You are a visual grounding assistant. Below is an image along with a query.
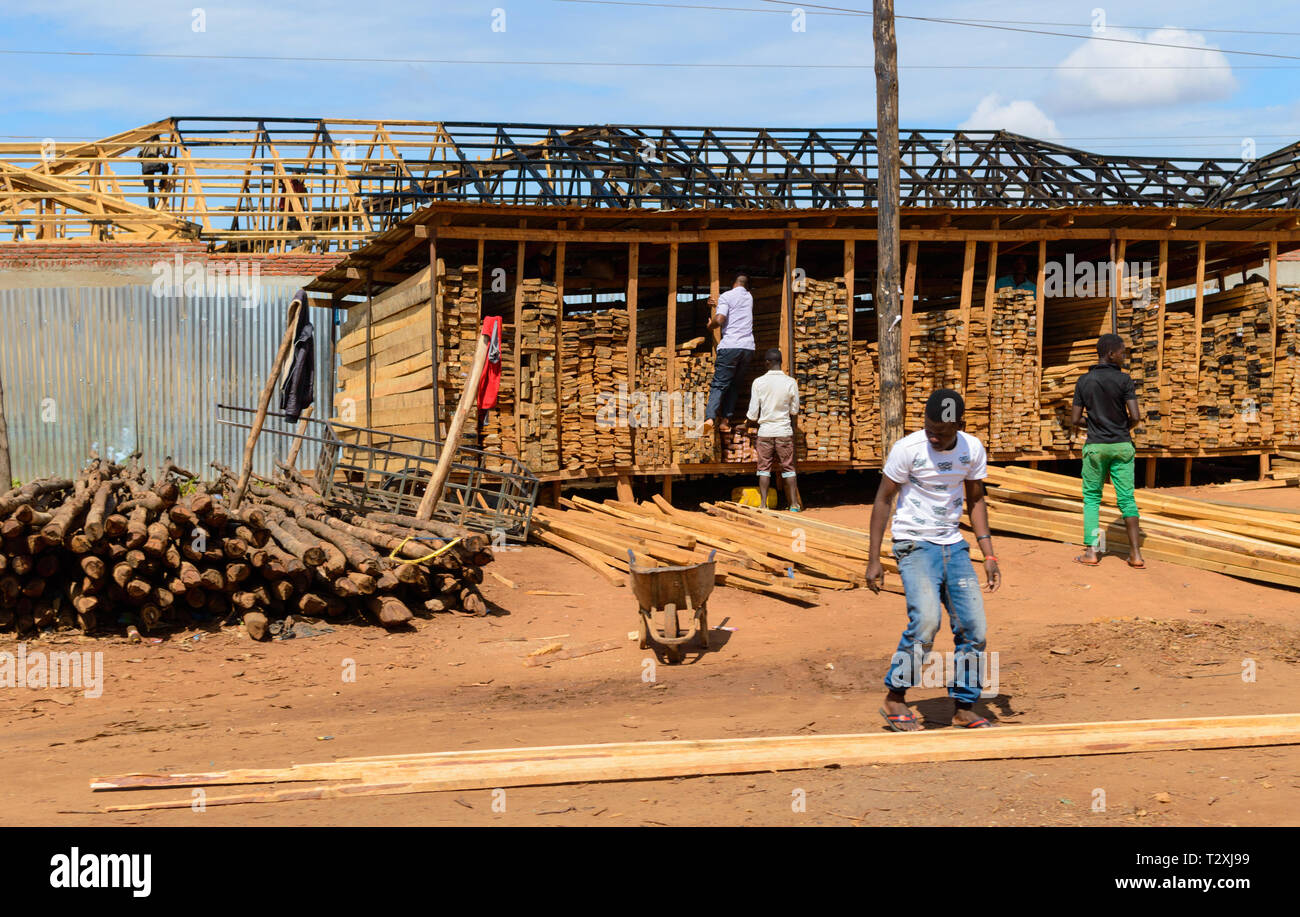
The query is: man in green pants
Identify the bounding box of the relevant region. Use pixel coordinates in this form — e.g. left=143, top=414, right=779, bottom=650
left=1070, top=333, right=1145, bottom=568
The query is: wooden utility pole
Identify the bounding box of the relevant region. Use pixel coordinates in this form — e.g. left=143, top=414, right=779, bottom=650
left=874, top=0, right=904, bottom=451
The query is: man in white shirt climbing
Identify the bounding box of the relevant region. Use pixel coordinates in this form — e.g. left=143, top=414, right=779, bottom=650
left=865, top=388, right=1002, bottom=732
left=745, top=348, right=801, bottom=511
left=703, top=274, right=756, bottom=432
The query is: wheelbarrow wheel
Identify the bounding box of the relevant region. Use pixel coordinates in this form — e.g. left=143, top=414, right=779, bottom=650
left=661, top=603, right=679, bottom=641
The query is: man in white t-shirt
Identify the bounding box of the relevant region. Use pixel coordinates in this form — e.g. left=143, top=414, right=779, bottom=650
left=745, top=348, right=801, bottom=511
left=702, top=274, right=756, bottom=431
left=865, top=389, right=1002, bottom=732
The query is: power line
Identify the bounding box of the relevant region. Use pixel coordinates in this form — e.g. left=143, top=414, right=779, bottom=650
left=559, top=0, right=1300, bottom=60
left=558, top=0, right=1300, bottom=36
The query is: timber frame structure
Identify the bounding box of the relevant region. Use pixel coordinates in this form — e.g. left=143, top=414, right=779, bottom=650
left=6, top=118, right=1300, bottom=252
left=310, top=201, right=1300, bottom=485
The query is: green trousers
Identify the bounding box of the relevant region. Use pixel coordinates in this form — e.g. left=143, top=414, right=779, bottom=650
left=1081, top=442, right=1139, bottom=547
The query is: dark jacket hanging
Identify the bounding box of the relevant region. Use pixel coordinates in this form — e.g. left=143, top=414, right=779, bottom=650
left=279, top=290, right=315, bottom=423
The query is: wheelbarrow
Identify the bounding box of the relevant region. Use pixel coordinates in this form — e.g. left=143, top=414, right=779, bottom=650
left=627, top=549, right=716, bottom=664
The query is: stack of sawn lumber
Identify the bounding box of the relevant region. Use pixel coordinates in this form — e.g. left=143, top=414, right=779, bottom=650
left=982, top=464, right=1300, bottom=589
left=0, top=455, right=494, bottom=640
left=531, top=497, right=987, bottom=604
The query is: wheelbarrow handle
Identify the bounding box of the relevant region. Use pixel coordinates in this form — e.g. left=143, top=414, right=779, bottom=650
left=628, top=548, right=636, bottom=565
left=708, top=549, right=717, bottom=561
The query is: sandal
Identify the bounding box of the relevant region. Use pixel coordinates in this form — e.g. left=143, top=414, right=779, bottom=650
left=953, top=716, right=994, bottom=728
left=1127, top=558, right=1146, bottom=569
left=879, top=707, right=923, bottom=732
left=1073, top=554, right=1101, bottom=566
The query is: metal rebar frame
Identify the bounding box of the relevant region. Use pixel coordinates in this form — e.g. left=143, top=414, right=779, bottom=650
left=3, top=118, right=1298, bottom=252
left=215, top=405, right=540, bottom=541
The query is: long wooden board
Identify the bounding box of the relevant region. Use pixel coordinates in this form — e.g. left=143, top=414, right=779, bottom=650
left=93, top=713, right=1300, bottom=810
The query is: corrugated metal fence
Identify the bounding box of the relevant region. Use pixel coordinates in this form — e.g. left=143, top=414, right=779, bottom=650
left=0, top=278, right=335, bottom=482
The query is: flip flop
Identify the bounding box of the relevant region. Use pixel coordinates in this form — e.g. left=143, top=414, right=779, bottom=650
left=1073, top=554, right=1101, bottom=566
left=953, top=716, right=994, bottom=728
left=1127, top=558, right=1147, bottom=569
left=879, top=707, right=923, bottom=732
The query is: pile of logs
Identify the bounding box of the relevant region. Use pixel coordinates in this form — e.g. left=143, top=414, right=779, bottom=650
left=517, top=280, right=561, bottom=472
left=561, top=309, right=634, bottom=470
left=792, top=278, right=851, bottom=461
left=0, top=455, right=494, bottom=640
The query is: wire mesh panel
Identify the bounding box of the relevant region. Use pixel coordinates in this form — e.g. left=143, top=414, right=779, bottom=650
left=217, top=405, right=539, bottom=541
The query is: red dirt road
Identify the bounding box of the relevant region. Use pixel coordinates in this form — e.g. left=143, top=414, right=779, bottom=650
left=2, top=495, right=1298, bottom=827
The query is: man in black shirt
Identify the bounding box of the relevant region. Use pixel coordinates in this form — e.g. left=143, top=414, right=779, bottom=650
left=1070, top=333, right=1145, bottom=568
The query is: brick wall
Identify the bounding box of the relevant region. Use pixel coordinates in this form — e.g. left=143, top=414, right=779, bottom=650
left=0, top=242, right=344, bottom=276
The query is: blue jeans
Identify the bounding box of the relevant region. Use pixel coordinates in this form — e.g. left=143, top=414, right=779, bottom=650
left=883, top=539, right=988, bottom=703
left=705, top=348, right=753, bottom=420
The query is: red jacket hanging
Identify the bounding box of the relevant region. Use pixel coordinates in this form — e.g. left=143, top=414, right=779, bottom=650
left=477, top=315, right=503, bottom=411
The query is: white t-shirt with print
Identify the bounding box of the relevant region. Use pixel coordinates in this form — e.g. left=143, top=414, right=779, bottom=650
left=882, top=430, right=988, bottom=545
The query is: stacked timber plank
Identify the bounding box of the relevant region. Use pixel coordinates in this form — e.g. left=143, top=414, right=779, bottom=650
left=532, top=495, right=973, bottom=603
left=517, top=280, right=561, bottom=472
left=633, top=337, right=716, bottom=467
left=435, top=265, right=482, bottom=435
left=1196, top=284, right=1274, bottom=448
left=978, top=289, right=1038, bottom=453
left=478, top=319, right=519, bottom=472
left=673, top=337, right=717, bottom=464
left=1278, top=289, right=1300, bottom=442
left=721, top=419, right=759, bottom=463
left=906, top=306, right=964, bottom=432
left=334, top=266, right=434, bottom=438
left=850, top=339, right=880, bottom=462
left=983, top=464, right=1300, bottom=589
left=561, top=309, right=634, bottom=470
left=1157, top=311, right=1195, bottom=445
left=0, top=455, right=494, bottom=639
left=633, top=344, right=670, bottom=468
left=792, top=278, right=851, bottom=461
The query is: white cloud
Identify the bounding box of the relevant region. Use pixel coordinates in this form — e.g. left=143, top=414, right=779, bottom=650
left=1054, top=27, right=1237, bottom=110
left=959, top=94, right=1060, bottom=139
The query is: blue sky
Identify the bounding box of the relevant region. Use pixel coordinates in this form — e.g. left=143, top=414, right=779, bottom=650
left=2, top=0, right=1298, bottom=160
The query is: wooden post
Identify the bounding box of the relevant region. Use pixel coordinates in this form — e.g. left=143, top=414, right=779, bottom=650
left=662, top=474, right=672, bottom=503
left=1183, top=456, right=1193, bottom=486
left=285, top=405, right=314, bottom=470
left=429, top=232, right=441, bottom=438
left=1269, top=240, right=1279, bottom=434
left=628, top=242, right=640, bottom=380
left=844, top=239, right=855, bottom=407
left=416, top=330, right=491, bottom=520
left=957, top=240, right=976, bottom=390
left=616, top=474, right=634, bottom=502
left=781, top=230, right=795, bottom=373
left=514, top=233, right=526, bottom=459
left=1114, top=237, right=1127, bottom=330
left=1260, top=452, right=1271, bottom=481
left=1192, top=240, right=1206, bottom=400
left=1144, top=457, right=1156, bottom=489
left=231, top=292, right=304, bottom=509
left=1157, top=240, right=1169, bottom=447
left=555, top=239, right=566, bottom=466
left=874, top=0, right=904, bottom=452
left=708, top=241, right=720, bottom=348
left=0, top=367, right=10, bottom=489
left=1034, top=240, right=1047, bottom=408
left=983, top=240, right=999, bottom=340
left=365, top=271, right=374, bottom=450
left=666, top=241, right=679, bottom=461
left=1108, top=233, right=1118, bottom=333
left=899, top=240, right=918, bottom=392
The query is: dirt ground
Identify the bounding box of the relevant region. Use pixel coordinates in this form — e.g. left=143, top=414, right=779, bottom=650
left=3, top=484, right=1299, bottom=827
